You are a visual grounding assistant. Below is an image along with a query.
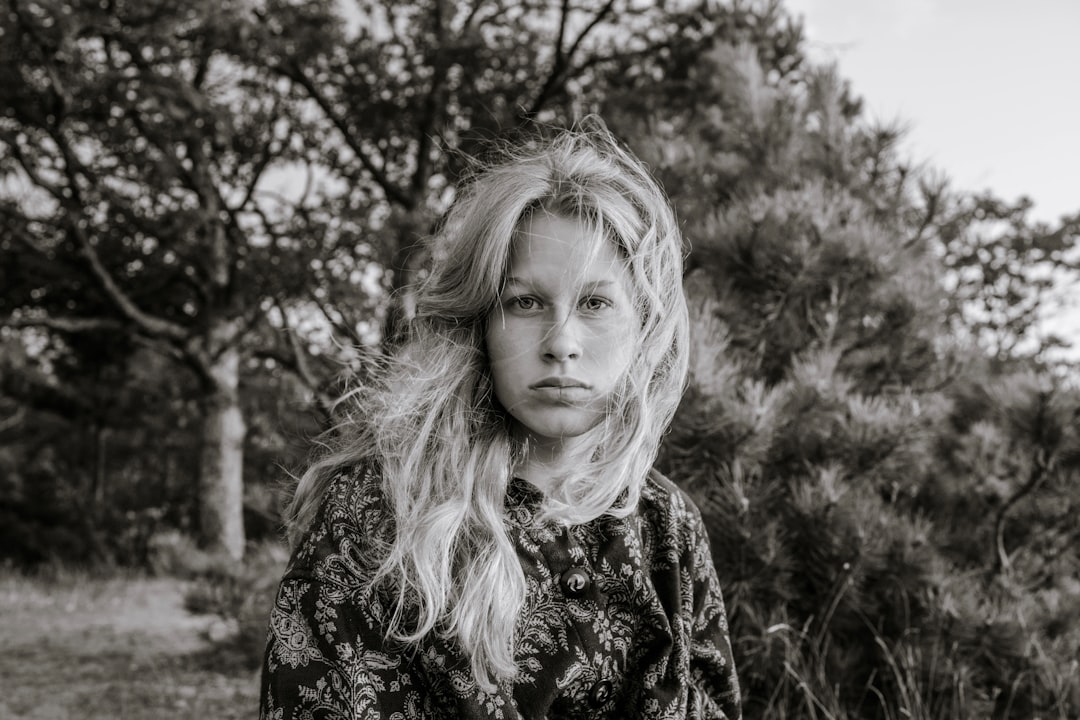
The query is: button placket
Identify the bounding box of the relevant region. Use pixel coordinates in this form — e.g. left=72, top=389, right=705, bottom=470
left=527, top=521, right=622, bottom=712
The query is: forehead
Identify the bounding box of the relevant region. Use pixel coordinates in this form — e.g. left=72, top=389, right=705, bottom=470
left=506, top=211, right=626, bottom=284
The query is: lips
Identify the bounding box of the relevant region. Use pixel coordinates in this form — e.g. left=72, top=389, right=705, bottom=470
left=530, top=377, right=591, bottom=390
left=529, top=378, right=592, bottom=405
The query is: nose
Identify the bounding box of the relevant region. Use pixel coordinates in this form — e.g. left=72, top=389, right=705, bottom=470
left=541, top=313, right=582, bottom=362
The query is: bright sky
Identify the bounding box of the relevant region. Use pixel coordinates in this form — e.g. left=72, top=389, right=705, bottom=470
left=784, top=0, right=1080, bottom=357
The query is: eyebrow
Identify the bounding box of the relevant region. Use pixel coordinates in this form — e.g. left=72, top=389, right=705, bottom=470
left=503, top=276, right=621, bottom=289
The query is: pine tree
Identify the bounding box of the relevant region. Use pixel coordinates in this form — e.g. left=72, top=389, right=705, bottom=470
left=607, top=23, right=1080, bottom=717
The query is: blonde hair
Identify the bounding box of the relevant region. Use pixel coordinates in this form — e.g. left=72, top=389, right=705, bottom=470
left=285, top=120, right=690, bottom=689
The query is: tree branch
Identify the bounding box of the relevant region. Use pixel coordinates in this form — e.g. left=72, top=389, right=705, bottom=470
left=553, top=0, right=574, bottom=62
left=907, top=179, right=945, bottom=249
left=466, top=0, right=513, bottom=31
left=238, top=109, right=280, bottom=211
left=0, top=365, right=93, bottom=418
left=68, top=216, right=191, bottom=342
left=25, top=93, right=193, bottom=345
left=0, top=210, right=56, bottom=258
left=0, top=408, right=26, bottom=435
left=411, top=0, right=449, bottom=198
left=259, top=301, right=336, bottom=421
left=2, top=314, right=127, bottom=334
left=460, top=0, right=486, bottom=30
left=4, top=132, right=67, bottom=203
left=275, top=299, right=324, bottom=396
left=130, top=333, right=190, bottom=365
left=522, top=0, right=616, bottom=120
left=284, top=62, right=413, bottom=208
left=105, top=35, right=243, bottom=299
left=309, top=287, right=365, bottom=348
left=994, top=447, right=1055, bottom=576
left=570, top=36, right=675, bottom=76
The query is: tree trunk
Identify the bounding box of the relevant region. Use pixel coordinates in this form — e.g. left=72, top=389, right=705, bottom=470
left=198, top=344, right=246, bottom=560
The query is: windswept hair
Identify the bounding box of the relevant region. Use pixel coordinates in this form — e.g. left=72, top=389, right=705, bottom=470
left=284, top=120, right=690, bottom=690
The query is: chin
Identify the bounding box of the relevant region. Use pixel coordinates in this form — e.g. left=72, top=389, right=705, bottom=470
left=516, top=410, right=603, bottom=443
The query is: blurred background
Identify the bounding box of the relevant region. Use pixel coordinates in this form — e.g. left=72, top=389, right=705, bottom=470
left=1, top=1, right=1078, bottom=718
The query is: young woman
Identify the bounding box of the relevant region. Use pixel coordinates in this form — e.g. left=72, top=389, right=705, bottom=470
left=260, top=123, right=741, bottom=719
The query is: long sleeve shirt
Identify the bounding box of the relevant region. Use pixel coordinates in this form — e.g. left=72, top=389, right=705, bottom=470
left=260, top=467, right=741, bottom=719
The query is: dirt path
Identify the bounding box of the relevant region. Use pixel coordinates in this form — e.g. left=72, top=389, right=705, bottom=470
left=0, top=573, right=259, bottom=720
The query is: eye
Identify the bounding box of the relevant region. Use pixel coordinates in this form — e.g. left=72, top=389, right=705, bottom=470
left=510, top=296, right=539, bottom=311
left=580, top=295, right=613, bottom=312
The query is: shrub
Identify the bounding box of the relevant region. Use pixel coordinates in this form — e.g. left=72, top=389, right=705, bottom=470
left=183, top=539, right=289, bottom=669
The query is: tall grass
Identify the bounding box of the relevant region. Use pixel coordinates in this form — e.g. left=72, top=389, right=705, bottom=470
left=750, top=603, right=1079, bottom=719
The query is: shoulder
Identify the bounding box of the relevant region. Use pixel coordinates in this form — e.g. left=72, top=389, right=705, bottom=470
left=638, top=468, right=708, bottom=548
left=641, top=468, right=705, bottom=523
left=286, top=463, right=394, bottom=585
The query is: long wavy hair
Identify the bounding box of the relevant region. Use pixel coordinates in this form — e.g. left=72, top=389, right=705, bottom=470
left=284, top=121, right=690, bottom=690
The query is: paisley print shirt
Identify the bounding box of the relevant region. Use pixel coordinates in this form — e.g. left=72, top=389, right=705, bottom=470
left=260, top=467, right=741, bottom=719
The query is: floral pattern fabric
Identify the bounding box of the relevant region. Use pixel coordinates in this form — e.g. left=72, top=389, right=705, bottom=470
left=260, top=467, right=741, bottom=719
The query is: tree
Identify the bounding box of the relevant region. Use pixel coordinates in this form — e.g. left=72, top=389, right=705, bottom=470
left=1, top=0, right=738, bottom=558
left=248, top=0, right=753, bottom=335
left=608, top=25, right=1080, bottom=716
left=5, top=1, right=1078, bottom=713
left=935, top=193, right=1080, bottom=362
left=0, top=0, right=336, bottom=558
left=633, top=49, right=952, bottom=714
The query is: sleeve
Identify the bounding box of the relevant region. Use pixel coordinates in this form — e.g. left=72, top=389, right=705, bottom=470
left=684, top=505, right=742, bottom=720
left=259, top=574, right=424, bottom=720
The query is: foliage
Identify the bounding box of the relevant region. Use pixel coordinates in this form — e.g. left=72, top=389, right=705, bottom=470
left=2, top=0, right=1080, bottom=716
left=630, top=28, right=1080, bottom=719
left=178, top=538, right=289, bottom=669
left=0, top=0, right=742, bottom=558
left=935, top=194, right=1080, bottom=361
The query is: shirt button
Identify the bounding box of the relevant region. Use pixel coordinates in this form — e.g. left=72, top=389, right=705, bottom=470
left=589, top=679, right=613, bottom=707
left=559, top=567, right=591, bottom=597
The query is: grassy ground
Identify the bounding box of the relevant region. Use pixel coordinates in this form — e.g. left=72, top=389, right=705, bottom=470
left=0, top=568, right=260, bottom=720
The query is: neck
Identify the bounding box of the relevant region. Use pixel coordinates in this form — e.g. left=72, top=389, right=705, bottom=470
left=517, top=433, right=596, bottom=494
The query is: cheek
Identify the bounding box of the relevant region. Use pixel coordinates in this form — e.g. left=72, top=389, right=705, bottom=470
left=609, top=307, right=641, bottom=353
left=485, top=318, right=528, bottom=386
left=609, top=335, right=637, bottom=378
left=591, top=318, right=639, bottom=381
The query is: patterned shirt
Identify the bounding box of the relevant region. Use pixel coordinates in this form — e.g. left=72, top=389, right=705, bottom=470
left=260, top=467, right=741, bottom=719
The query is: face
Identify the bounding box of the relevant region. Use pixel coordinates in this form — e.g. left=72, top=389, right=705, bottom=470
left=486, top=211, right=638, bottom=449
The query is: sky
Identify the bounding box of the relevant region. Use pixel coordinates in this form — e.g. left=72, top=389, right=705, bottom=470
left=782, top=0, right=1080, bottom=355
